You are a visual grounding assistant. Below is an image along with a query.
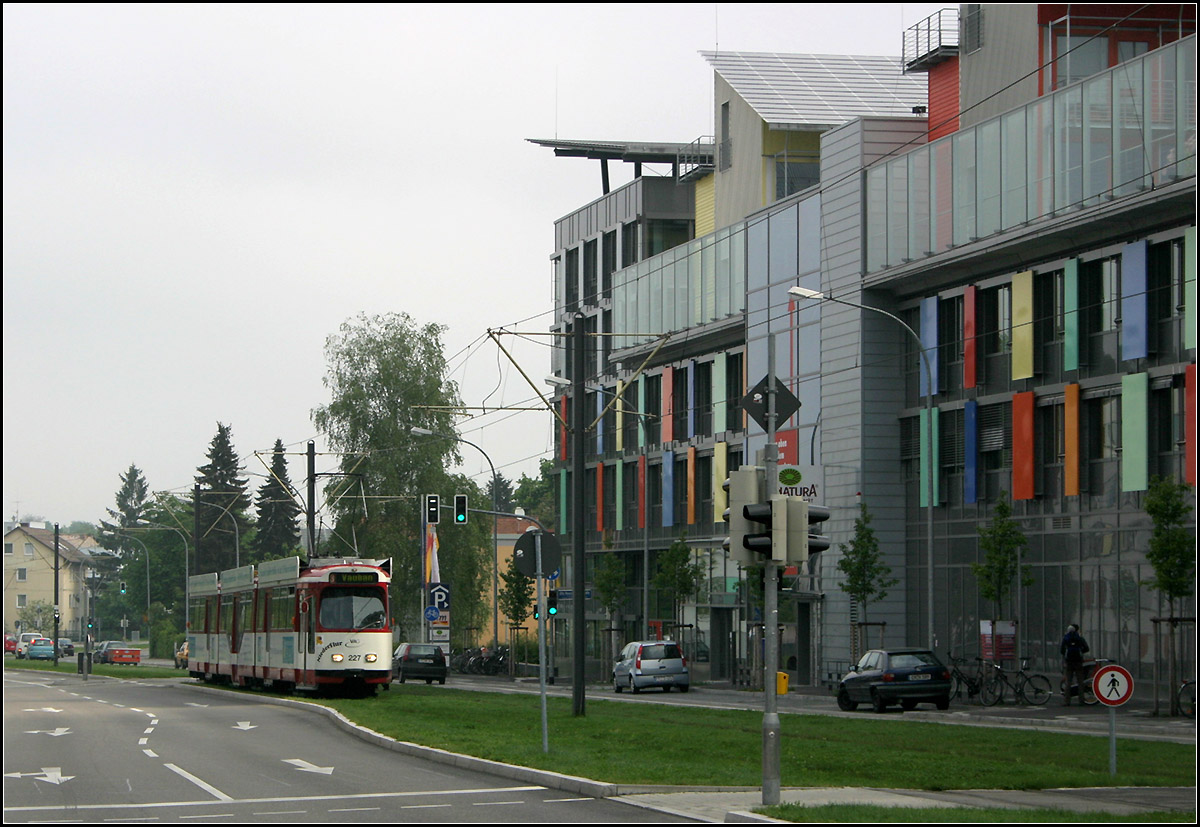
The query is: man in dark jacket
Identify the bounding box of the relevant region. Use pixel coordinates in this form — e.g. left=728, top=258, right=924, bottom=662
left=1060, top=624, right=1090, bottom=705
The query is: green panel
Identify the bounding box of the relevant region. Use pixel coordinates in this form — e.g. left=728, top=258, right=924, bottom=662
left=919, top=406, right=941, bottom=507
left=1121, top=373, right=1149, bottom=492
left=712, top=357, right=727, bottom=434
left=1186, top=227, right=1196, bottom=351
left=1064, top=258, right=1079, bottom=371
left=638, top=378, right=646, bottom=449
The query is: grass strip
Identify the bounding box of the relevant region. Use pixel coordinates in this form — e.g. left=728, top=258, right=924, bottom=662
left=758, top=803, right=1196, bottom=822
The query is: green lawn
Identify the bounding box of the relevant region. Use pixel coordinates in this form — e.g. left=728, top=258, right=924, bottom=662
left=5, top=655, right=181, bottom=680
left=759, top=804, right=1195, bottom=822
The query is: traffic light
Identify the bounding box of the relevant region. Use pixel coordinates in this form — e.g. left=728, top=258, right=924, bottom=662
left=120, top=581, right=128, bottom=595
left=87, top=617, right=94, bottom=630
left=743, top=495, right=788, bottom=562
left=547, top=589, right=558, bottom=616
left=425, top=493, right=440, bottom=524
left=723, top=466, right=764, bottom=565
left=454, top=494, right=468, bottom=524
left=789, top=500, right=831, bottom=564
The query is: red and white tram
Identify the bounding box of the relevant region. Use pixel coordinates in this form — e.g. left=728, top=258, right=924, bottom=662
left=187, top=556, right=392, bottom=695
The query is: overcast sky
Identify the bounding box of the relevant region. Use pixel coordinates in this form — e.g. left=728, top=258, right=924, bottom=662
left=3, top=3, right=945, bottom=527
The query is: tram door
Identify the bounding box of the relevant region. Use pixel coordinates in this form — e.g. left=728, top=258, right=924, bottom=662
left=298, top=590, right=314, bottom=673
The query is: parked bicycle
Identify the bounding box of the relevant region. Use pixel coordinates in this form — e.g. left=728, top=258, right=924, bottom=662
left=1178, top=679, right=1195, bottom=718
left=947, top=654, right=985, bottom=703
left=980, top=658, right=1053, bottom=706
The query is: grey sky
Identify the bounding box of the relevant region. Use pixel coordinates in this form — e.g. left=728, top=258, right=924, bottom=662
left=3, top=3, right=944, bottom=526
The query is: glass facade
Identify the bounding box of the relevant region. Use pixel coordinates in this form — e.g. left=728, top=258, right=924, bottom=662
left=867, top=37, right=1196, bottom=272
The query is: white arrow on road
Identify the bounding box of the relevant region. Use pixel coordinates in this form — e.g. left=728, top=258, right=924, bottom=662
left=23, top=707, right=64, bottom=713
left=24, top=728, right=72, bottom=737
left=185, top=702, right=209, bottom=708
left=232, top=721, right=257, bottom=730
left=283, top=758, right=334, bottom=775
left=3, top=768, right=75, bottom=784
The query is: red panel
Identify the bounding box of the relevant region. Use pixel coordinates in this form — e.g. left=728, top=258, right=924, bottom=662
left=927, top=59, right=959, bottom=140
left=1012, top=392, right=1035, bottom=500
left=964, top=285, right=977, bottom=389
left=1187, top=364, right=1196, bottom=486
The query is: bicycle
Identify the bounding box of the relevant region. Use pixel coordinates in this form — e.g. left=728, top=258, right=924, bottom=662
left=947, top=654, right=985, bottom=703
left=1061, top=657, right=1109, bottom=705
left=980, top=658, right=1053, bottom=706
left=1178, top=680, right=1195, bottom=718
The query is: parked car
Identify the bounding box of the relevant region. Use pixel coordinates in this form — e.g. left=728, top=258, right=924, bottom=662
left=93, top=641, right=121, bottom=664
left=613, top=640, right=690, bottom=693
left=174, top=641, right=189, bottom=669
left=392, top=643, right=447, bottom=684
left=837, top=648, right=952, bottom=713
left=26, top=637, right=57, bottom=660
left=57, top=638, right=75, bottom=657
left=16, top=632, right=43, bottom=658
left=4, top=633, right=16, bottom=654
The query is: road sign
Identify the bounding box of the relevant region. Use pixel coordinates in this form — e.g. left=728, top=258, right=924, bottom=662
left=424, top=606, right=441, bottom=622
left=741, top=374, right=801, bottom=433
left=512, top=531, right=562, bottom=578
left=1094, top=664, right=1134, bottom=707
left=428, top=583, right=450, bottom=612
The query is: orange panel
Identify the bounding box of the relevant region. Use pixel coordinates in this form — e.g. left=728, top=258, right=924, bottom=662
left=1064, top=384, right=1080, bottom=497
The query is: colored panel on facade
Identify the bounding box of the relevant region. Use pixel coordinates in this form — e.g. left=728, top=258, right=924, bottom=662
left=662, top=453, right=675, bottom=528
left=963, top=285, right=977, bottom=388
left=919, top=406, right=940, bottom=507
left=559, top=395, right=568, bottom=460
left=927, top=58, right=960, bottom=141
left=1064, top=384, right=1080, bottom=497
left=1187, top=364, right=1197, bottom=486
left=1012, top=391, right=1035, bottom=500
left=615, top=380, right=624, bottom=452
left=596, top=391, right=605, bottom=455
left=1064, top=258, right=1079, bottom=372
left=688, top=360, right=696, bottom=439
left=638, top=377, right=647, bottom=448
left=714, top=442, right=728, bottom=522
left=694, top=174, right=715, bottom=238
left=964, top=400, right=978, bottom=504
left=638, top=455, right=647, bottom=530
left=1121, top=241, right=1149, bottom=362
left=595, top=464, right=604, bottom=532
left=662, top=368, right=675, bottom=443
left=1121, top=373, right=1149, bottom=492
left=687, top=446, right=697, bottom=525
left=615, top=461, right=624, bottom=531
left=1011, top=271, right=1034, bottom=380
left=920, top=296, right=939, bottom=397
left=1186, top=228, right=1196, bottom=351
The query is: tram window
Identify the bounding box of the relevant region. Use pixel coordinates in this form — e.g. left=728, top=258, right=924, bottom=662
left=318, top=586, right=387, bottom=630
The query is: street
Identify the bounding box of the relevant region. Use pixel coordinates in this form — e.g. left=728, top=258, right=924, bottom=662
left=2, top=668, right=695, bottom=823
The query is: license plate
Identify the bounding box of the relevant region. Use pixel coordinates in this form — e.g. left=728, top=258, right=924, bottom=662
left=655, top=675, right=673, bottom=682
left=908, top=673, right=931, bottom=680
left=418, top=658, right=433, bottom=664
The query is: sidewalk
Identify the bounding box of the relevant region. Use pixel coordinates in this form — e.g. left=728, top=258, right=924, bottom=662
left=616, top=784, right=1198, bottom=822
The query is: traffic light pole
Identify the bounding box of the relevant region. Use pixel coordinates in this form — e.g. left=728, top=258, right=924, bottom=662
left=762, top=333, right=781, bottom=807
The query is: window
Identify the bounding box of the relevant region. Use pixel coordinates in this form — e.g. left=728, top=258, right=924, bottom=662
left=962, top=4, right=982, bottom=53
left=4, top=542, right=12, bottom=555
left=17, top=594, right=28, bottom=608
left=776, top=161, right=820, bottom=199
left=621, top=221, right=638, bottom=267
left=719, top=102, right=732, bottom=171
left=24, top=543, right=34, bottom=557
left=16, top=568, right=27, bottom=581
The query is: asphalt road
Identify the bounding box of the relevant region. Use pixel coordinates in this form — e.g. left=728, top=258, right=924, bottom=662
left=2, top=667, right=694, bottom=823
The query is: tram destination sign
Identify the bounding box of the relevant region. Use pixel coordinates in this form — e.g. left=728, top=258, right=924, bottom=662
left=330, top=572, right=378, bottom=584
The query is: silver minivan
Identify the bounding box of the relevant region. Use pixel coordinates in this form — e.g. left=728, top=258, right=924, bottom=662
left=613, top=640, right=690, bottom=693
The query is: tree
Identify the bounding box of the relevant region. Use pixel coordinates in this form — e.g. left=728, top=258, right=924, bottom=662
left=498, top=553, right=534, bottom=664
left=18, top=600, right=54, bottom=634
left=194, top=423, right=252, bottom=575
left=311, top=312, right=489, bottom=639
left=1143, top=475, right=1195, bottom=714
left=972, top=491, right=1032, bottom=621
left=514, top=459, right=556, bottom=529
left=836, top=502, right=898, bottom=648
left=251, top=439, right=302, bottom=563
left=652, top=534, right=704, bottom=634
left=593, top=548, right=628, bottom=660
left=98, top=463, right=149, bottom=553
left=485, top=474, right=516, bottom=512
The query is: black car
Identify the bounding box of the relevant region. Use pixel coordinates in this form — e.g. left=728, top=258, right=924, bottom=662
left=392, top=643, right=447, bottom=684
left=837, top=648, right=952, bottom=713
left=57, top=638, right=75, bottom=657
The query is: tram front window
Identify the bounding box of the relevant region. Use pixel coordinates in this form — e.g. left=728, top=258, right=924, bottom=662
left=318, top=587, right=387, bottom=631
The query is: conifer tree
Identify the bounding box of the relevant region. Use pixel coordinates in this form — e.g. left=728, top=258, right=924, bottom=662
left=194, top=422, right=251, bottom=574
left=251, top=439, right=301, bottom=563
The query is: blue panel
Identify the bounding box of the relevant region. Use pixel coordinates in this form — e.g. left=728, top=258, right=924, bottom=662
left=1121, top=240, right=1148, bottom=361
left=920, top=296, right=939, bottom=397
left=964, top=401, right=978, bottom=504
left=595, top=392, right=604, bottom=454
left=662, top=454, right=674, bottom=528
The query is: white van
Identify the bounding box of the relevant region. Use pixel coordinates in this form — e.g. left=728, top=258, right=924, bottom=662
left=16, top=632, right=43, bottom=658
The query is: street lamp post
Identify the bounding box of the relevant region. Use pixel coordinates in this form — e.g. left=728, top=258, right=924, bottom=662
left=137, top=520, right=191, bottom=630
left=410, top=427, right=500, bottom=650
left=789, top=286, right=937, bottom=650
left=118, top=532, right=152, bottom=635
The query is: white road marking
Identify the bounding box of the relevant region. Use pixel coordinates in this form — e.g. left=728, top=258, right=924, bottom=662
left=163, top=764, right=233, bottom=802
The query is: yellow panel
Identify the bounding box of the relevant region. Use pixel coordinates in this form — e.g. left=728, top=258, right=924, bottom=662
left=1011, top=271, right=1034, bottom=380
left=694, top=174, right=715, bottom=238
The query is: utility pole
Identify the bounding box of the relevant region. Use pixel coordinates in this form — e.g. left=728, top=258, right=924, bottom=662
left=307, top=441, right=316, bottom=557
left=762, top=333, right=781, bottom=806
left=572, top=313, right=587, bottom=716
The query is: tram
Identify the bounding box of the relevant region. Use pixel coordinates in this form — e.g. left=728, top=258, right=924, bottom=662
left=187, top=556, right=392, bottom=695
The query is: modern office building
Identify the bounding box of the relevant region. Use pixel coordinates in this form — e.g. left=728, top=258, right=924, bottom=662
left=538, top=5, right=1196, bottom=689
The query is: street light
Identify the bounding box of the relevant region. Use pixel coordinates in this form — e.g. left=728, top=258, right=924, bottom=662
left=789, top=285, right=937, bottom=650
left=117, top=532, right=152, bottom=633
left=137, top=520, right=191, bottom=630
left=410, top=426, right=500, bottom=650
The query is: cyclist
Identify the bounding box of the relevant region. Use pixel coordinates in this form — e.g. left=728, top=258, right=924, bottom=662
left=1060, top=624, right=1090, bottom=705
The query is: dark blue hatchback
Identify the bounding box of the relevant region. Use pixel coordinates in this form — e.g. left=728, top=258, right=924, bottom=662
left=837, top=648, right=951, bottom=713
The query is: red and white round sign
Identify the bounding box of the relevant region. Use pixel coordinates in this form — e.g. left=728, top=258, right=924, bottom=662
left=1094, top=664, right=1134, bottom=707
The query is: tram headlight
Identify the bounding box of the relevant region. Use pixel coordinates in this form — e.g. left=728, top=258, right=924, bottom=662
left=331, top=653, right=344, bottom=663
left=365, top=653, right=377, bottom=663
